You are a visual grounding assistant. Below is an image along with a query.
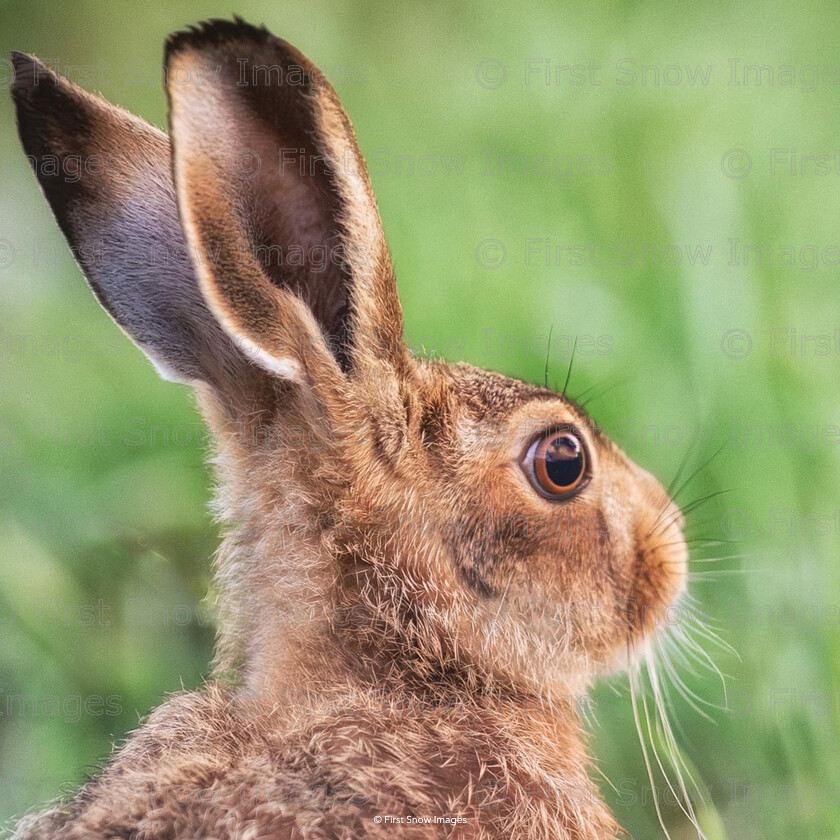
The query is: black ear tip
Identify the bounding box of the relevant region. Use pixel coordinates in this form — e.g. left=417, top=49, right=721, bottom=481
left=9, top=52, right=55, bottom=99
left=164, top=17, right=273, bottom=64
left=10, top=52, right=36, bottom=91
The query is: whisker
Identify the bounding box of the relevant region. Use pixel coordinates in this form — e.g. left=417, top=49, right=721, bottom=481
left=667, top=429, right=705, bottom=498
left=562, top=335, right=578, bottom=398
left=680, top=489, right=734, bottom=516
left=670, top=441, right=729, bottom=506
left=655, top=648, right=697, bottom=741
left=544, top=324, right=554, bottom=390
left=576, top=375, right=630, bottom=410
left=657, top=640, right=718, bottom=721
left=649, top=489, right=733, bottom=542
left=640, top=670, right=702, bottom=830
left=688, top=557, right=742, bottom=565
left=646, top=647, right=709, bottom=815
left=629, top=665, right=675, bottom=840
left=651, top=537, right=739, bottom=552
left=670, top=626, right=731, bottom=702
left=680, top=615, right=740, bottom=660
left=685, top=537, right=737, bottom=546
left=687, top=570, right=749, bottom=581
left=667, top=636, right=726, bottom=708
left=644, top=439, right=727, bottom=544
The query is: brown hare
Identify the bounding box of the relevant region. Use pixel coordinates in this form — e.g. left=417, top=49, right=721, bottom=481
left=11, top=18, right=689, bottom=840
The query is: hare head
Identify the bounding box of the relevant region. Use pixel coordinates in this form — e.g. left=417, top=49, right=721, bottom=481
left=13, top=19, right=687, bottom=703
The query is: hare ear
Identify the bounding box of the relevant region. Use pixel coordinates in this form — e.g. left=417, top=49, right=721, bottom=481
left=10, top=52, right=260, bottom=391
left=164, top=19, right=410, bottom=383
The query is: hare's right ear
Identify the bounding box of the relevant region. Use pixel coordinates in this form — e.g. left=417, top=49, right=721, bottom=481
left=10, top=53, right=258, bottom=392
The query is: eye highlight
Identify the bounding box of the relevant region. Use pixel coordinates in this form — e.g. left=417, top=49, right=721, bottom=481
left=522, top=428, right=589, bottom=500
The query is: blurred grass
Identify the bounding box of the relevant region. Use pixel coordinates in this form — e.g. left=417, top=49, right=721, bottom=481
left=1, top=0, right=839, bottom=837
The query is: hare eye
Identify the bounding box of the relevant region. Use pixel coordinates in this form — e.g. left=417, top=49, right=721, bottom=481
left=523, top=429, right=588, bottom=500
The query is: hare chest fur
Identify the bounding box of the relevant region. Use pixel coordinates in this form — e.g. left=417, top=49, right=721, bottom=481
left=11, top=18, right=688, bottom=840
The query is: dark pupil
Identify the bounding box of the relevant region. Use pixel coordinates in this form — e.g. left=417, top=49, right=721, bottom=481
left=544, top=435, right=582, bottom=487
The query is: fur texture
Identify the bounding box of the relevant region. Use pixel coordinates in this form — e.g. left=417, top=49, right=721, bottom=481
left=10, top=18, right=688, bottom=839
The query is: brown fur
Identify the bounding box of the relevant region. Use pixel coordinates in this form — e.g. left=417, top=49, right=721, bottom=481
left=10, top=18, right=687, bottom=839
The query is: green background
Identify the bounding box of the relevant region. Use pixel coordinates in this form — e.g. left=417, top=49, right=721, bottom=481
left=1, top=0, right=839, bottom=837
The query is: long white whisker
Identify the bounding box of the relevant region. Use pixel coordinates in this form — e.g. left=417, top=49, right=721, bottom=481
left=672, top=627, right=730, bottom=705
left=648, top=645, right=709, bottom=810
left=658, top=645, right=720, bottom=719
left=629, top=665, right=675, bottom=840
left=655, top=644, right=698, bottom=740
left=682, top=615, right=740, bottom=660
left=639, top=654, right=705, bottom=834
left=658, top=639, right=718, bottom=719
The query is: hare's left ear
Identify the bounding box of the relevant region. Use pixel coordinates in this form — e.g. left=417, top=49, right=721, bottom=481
left=165, top=19, right=410, bottom=386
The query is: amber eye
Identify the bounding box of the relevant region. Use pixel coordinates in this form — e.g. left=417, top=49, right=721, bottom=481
left=523, top=428, right=588, bottom=499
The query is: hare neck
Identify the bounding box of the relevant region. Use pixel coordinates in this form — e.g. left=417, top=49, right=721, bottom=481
left=213, top=516, right=585, bottom=722
left=207, top=517, right=618, bottom=835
